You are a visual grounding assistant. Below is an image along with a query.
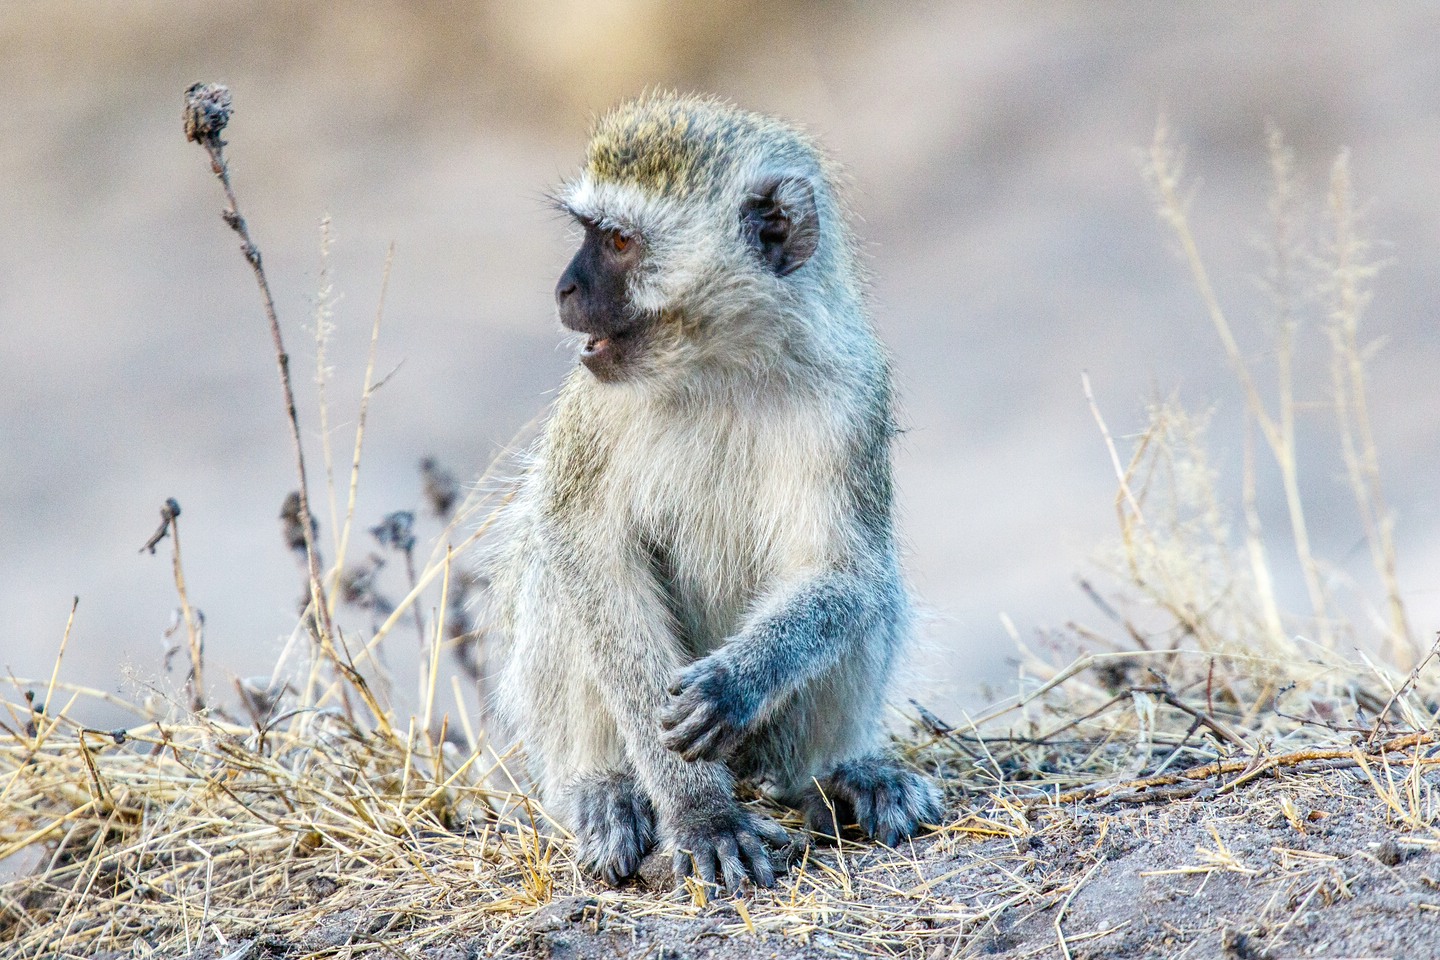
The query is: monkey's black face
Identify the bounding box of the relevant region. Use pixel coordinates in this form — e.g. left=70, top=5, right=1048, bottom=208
left=556, top=221, right=649, bottom=382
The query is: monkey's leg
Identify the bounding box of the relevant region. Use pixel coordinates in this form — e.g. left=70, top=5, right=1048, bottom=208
left=565, top=772, right=656, bottom=885
left=505, top=638, right=659, bottom=885
left=591, top=630, right=788, bottom=890
left=525, top=544, right=786, bottom=890
left=802, top=754, right=943, bottom=847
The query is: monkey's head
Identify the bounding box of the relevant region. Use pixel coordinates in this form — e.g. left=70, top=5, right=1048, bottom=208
left=554, top=93, right=858, bottom=386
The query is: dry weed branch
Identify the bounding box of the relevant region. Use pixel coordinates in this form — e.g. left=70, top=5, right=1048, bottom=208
left=1143, top=119, right=1333, bottom=647
left=1323, top=152, right=1414, bottom=666
left=183, top=82, right=335, bottom=648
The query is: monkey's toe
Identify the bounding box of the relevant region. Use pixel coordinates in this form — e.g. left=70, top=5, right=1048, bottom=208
left=570, top=773, right=656, bottom=885
left=669, top=805, right=788, bottom=892
left=806, top=756, right=943, bottom=847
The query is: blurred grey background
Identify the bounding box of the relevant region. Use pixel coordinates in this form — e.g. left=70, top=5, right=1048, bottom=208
left=2, top=1, right=1438, bottom=726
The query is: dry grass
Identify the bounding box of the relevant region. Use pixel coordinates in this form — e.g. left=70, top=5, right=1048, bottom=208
left=1, top=101, right=1435, bottom=958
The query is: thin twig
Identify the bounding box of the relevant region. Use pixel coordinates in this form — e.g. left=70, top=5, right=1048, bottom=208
left=1366, top=632, right=1440, bottom=745
left=329, top=243, right=395, bottom=616
left=183, top=82, right=334, bottom=647
left=1055, top=859, right=1102, bottom=960
left=312, top=216, right=340, bottom=552
left=167, top=507, right=205, bottom=712
left=1131, top=683, right=1248, bottom=750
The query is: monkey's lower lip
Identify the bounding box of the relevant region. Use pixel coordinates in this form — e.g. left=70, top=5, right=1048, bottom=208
left=578, top=329, right=640, bottom=381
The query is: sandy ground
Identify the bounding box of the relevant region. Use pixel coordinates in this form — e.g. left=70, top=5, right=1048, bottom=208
left=5, top=2, right=1440, bottom=729
left=134, top=764, right=1440, bottom=960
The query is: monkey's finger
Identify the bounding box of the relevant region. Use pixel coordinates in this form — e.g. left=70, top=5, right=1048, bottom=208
left=869, top=782, right=900, bottom=847
left=716, top=835, right=747, bottom=891
left=695, top=847, right=719, bottom=887
left=683, top=727, right=732, bottom=763
left=750, top=814, right=792, bottom=848
left=668, top=658, right=710, bottom=692
left=658, top=690, right=710, bottom=723
left=629, top=792, right=654, bottom=838
left=849, top=786, right=878, bottom=839
left=657, top=698, right=705, bottom=731
left=679, top=723, right=730, bottom=763
left=737, top=831, right=775, bottom=888
left=659, top=707, right=715, bottom=751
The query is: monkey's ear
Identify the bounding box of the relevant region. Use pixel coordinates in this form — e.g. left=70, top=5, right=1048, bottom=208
left=740, top=174, right=819, bottom=277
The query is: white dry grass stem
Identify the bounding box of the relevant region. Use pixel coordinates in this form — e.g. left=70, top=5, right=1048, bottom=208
left=1143, top=119, right=1333, bottom=648
left=1322, top=152, right=1415, bottom=667
left=328, top=243, right=395, bottom=619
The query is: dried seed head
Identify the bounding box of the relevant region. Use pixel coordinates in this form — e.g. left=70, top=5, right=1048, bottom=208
left=184, top=82, right=233, bottom=146
left=420, top=456, right=460, bottom=519
left=371, top=510, right=417, bottom=554
left=140, top=498, right=183, bottom=554
left=340, top=553, right=394, bottom=615
left=279, top=491, right=317, bottom=554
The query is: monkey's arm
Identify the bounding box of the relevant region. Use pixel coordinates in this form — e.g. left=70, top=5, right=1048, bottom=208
left=659, top=562, right=903, bottom=762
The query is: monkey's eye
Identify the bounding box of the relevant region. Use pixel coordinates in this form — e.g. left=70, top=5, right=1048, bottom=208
left=611, top=231, right=631, bottom=253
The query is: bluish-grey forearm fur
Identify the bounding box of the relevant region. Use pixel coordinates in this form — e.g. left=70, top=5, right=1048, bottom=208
left=725, top=563, right=904, bottom=717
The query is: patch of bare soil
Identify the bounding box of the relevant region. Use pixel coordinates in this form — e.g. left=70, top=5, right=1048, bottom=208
left=131, top=762, right=1435, bottom=960
left=968, top=771, right=1440, bottom=960
left=511, top=773, right=1440, bottom=960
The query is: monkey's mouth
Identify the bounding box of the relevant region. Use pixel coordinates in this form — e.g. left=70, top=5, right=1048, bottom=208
left=578, top=328, right=642, bottom=381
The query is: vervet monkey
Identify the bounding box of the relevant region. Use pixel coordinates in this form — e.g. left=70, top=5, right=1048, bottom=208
left=487, top=93, right=941, bottom=890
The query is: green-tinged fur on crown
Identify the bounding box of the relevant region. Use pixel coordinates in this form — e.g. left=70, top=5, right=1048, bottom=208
left=586, top=94, right=813, bottom=198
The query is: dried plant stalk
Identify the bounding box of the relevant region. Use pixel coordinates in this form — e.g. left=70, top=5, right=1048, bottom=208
left=183, top=82, right=335, bottom=647
left=1323, top=152, right=1414, bottom=668
left=1143, top=119, right=1333, bottom=648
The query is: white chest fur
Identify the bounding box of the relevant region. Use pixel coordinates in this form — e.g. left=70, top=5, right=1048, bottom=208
left=603, top=392, right=846, bottom=648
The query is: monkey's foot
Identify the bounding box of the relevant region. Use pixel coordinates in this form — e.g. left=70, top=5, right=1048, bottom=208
left=571, top=774, right=656, bottom=886
left=669, top=803, right=790, bottom=891
left=805, top=756, right=943, bottom=847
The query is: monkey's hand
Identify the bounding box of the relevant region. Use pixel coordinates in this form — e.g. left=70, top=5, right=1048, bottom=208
left=668, top=802, right=789, bottom=891
left=659, top=657, right=757, bottom=762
